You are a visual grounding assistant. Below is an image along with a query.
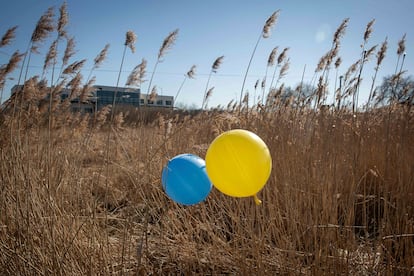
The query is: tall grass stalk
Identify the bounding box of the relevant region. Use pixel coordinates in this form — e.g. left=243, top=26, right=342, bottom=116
left=313, top=18, right=348, bottom=109
left=174, top=65, right=196, bottom=106
left=125, top=58, right=147, bottom=95
left=0, top=51, right=23, bottom=104
left=111, top=30, right=136, bottom=116
left=239, top=10, right=280, bottom=108
left=46, top=2, right=68, bottom=202
left=10, top=7, right=54, bottom=139
left=353, top=19, right=375, bottom=113
left=367, top=37, right=387, bottom=109
left=102, top=29, right=136, bottom=254
left=0, top=26, right=18, bottom=103
left=394, top=33, right=406, bottom=75
left=145, top=29, right=178, bottom=102
left=268, top=47, right=289, bottom=94
left=202, top=56, right=223, bottom=110
left=261, top=46, right=278, bottom=104
left=1, top=6, right=413, bottom=275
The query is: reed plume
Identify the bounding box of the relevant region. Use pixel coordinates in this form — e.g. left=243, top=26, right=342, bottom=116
left=332, top=57, right=342, bottom=105
left=254, top=79, right=259, bottom=90
left=62, top=37, right=76, bottom=68
left=242, top=91, right=249, bottom=106
left=333, top=18, right=349, bottom=45
left=42, top=39, right=58, bottom=76
left=0, top=51, right=24, bottom=86
left=353, top=19, right=376, bottom=112
left=146, top=29, right=179, bottom=100
left=365, top=45, right=377, bottom=59
left=0, top=26, right=17, bottom=48
left=366, top=37, right=388, bottom=106
left=269, top=47, right=289, bottom=91
left=113, top=111, right=124, bottom=130
left=270, top=58, right=290, bottom=104
left=187, top=64, right=196, bottom=79
left=0, top=51, right=24, bottom=103
left=108, top=29, right=137, bottom=129
left=395, top=33, right=406, bottom=74
left=57, top=1, right=68, bottom=38
left=54, top=36, right=76, bottom=83
left=45, top=2, right=68, bottom=82
left=79, top=76, right=96, bottom=103
left=86, top=43, right=110, bottom=82
left=314, top=18, right=348, bottom=109
left=47, top=3, right=71, bottom=162
left=95, top=104, right=111, bottom=129
left=364, top=19, right=375, bottom=43
left=254, top=79, right=259, bottom=105
left=94, top=44, right=110, bottom=68
left=16, top=7, right=55, bottom=88
left=376, top=38, right=387, bottom=66
left=12, top=7, right=55, bottom=132
left=261, top=47, right=278, bottom=104
left=278, top=58, right=290, bottom=80
left=263, top=11, right=279, bottom=38
left=268, top=46, right=278, bottom=66
left=149, top=85, right=157, bottom=102
left=261, top=78, right=265, bottom=93
left=174, top=64, right=196, bottom=105
left=203, top=87, right=214, bottom=109
left=66, top=71, right=83, bottom=101
left=63, top=59, right=86, bottom=75
left=397, top=33, right=406, bottom=56
left=158, top=29, right=178, bottom=60
left=202, top=56, right=223, bottom=109
left=239, top=10, right=280, bottom=107
left=390, top=34, right=407, bottom=103
left=125, top=30, right=137, bottom=53
left=335, top=57, right=342, bottom=69
left=26, top=7, right=57, bottom=117
left=212, top=55, right=224, bottom=72
left=31, top=7, right=55, bottom=48
left=125, top=58, right=147, bottom=87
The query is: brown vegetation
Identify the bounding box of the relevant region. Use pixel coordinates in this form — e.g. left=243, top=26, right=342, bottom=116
left=0, top=4, right=413, bottom=275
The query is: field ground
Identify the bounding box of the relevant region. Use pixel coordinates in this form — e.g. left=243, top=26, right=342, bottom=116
left=1, top=106, right=413, bottom=275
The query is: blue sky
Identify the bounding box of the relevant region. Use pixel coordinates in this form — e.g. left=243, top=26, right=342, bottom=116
left=1, top=0, right=413, bottom=108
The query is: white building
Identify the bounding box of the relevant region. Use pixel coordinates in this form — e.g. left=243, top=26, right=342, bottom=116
left=140, top=94, right=173, bottom=108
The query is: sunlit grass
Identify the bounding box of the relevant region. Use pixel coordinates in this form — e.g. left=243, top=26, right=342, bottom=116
left=0, top=4, right=413, bottom=275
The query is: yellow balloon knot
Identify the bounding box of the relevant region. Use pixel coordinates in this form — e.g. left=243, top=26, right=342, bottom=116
left=253, top=194, right=262, bottom=205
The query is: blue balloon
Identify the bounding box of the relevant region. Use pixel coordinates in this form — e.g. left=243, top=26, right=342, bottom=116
left=162, top=154, right=212, bottom=205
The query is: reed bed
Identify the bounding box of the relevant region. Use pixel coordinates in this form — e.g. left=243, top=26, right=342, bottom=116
left=1, top=4, right=413, bottom=275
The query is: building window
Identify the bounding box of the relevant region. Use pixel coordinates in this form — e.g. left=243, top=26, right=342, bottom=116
left=147, top=100, right=154, bottom=105
left=156, top=100, right=163, bottom=105
left=165, top=100, right=172, bottom=106
left=140, top=99, right=145, bottom=104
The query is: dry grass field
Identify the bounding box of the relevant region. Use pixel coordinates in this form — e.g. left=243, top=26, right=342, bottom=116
left=1, top=4, right=413, bottom=275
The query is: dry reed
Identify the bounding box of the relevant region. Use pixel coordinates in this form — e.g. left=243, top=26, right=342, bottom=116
left=0, top=6, right=413, bottom=276
left=0, top=26, right=17, bottom=48
left=201, top=56, right=224, bottom=109
left=174, top=64, right=196, bottom=104
left=239, top=10, right=280, bottom=107
left=146, top=29, right=179, bottom=98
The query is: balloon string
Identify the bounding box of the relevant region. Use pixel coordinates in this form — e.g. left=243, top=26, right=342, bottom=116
left=253, top=194, right=262, bottom=205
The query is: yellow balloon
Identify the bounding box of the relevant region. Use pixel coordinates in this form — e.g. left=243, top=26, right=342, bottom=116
left=205, top=129, right=272, bottom=198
